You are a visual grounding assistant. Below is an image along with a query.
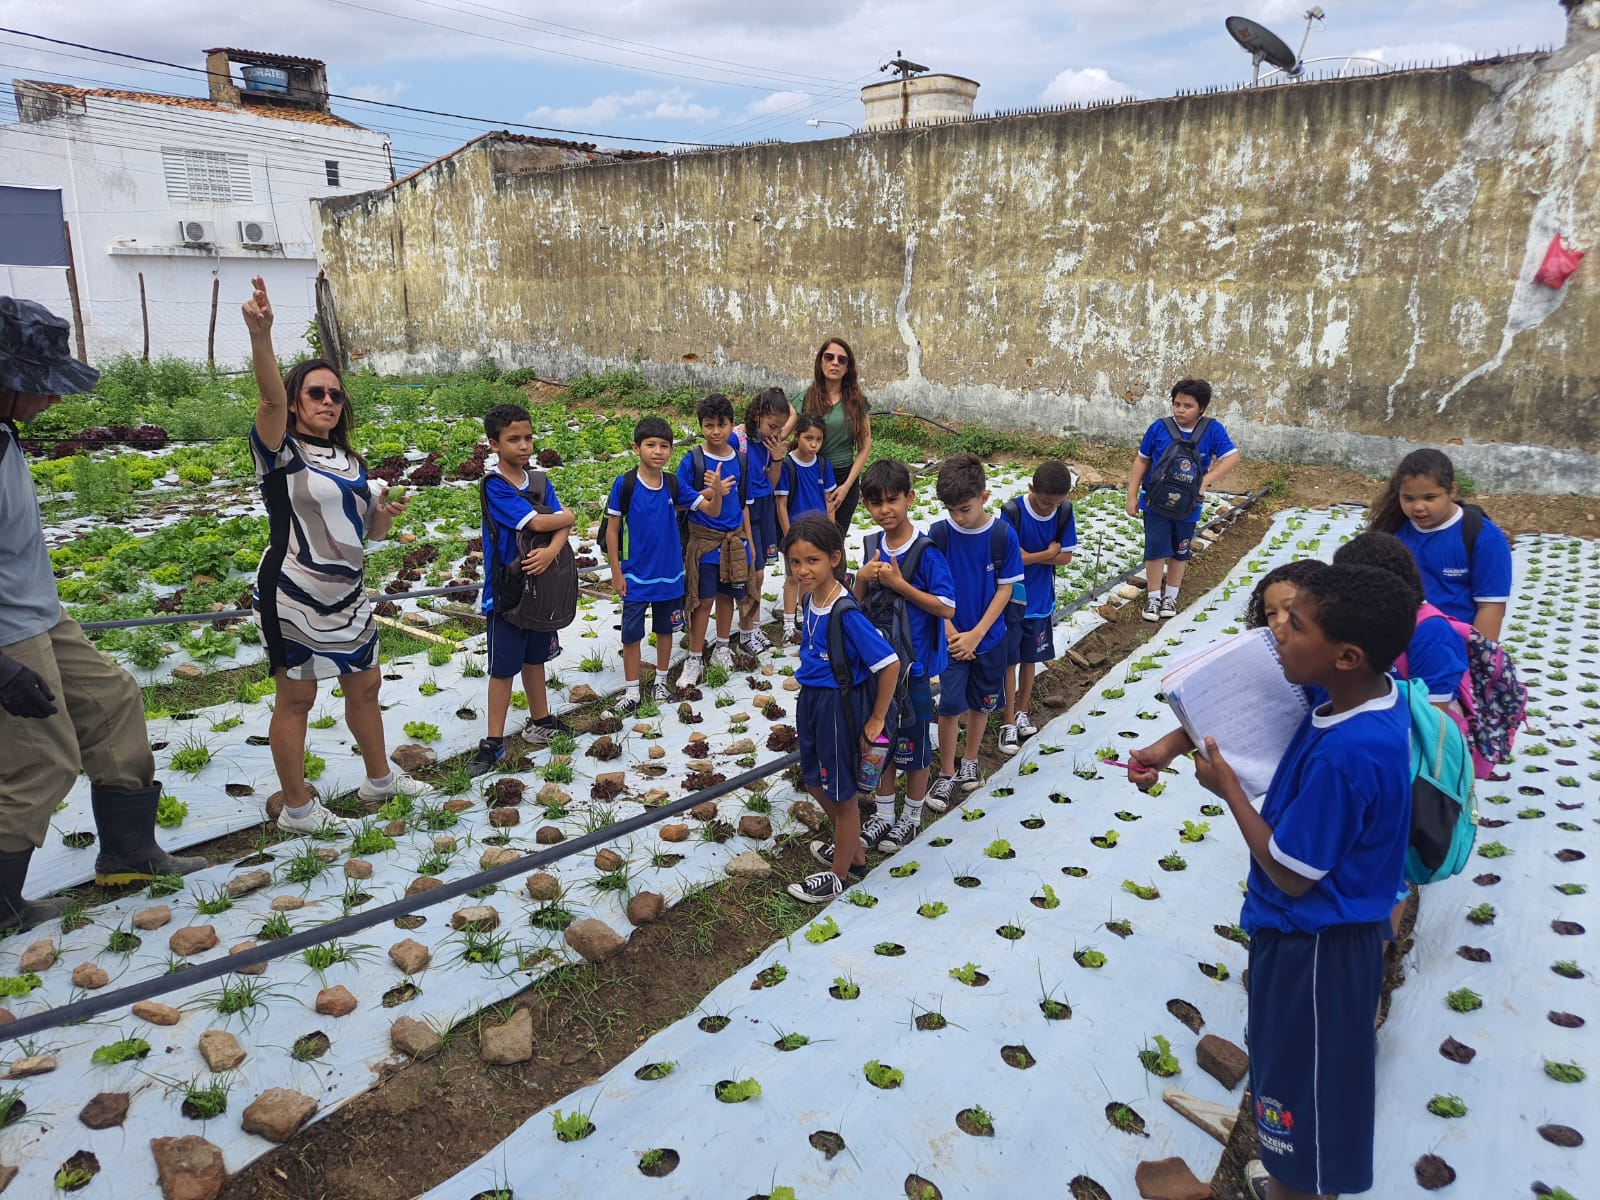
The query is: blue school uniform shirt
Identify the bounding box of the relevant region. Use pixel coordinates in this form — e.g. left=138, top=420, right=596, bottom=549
left=1002, top=495, right=1078, bottom=620
left=604, top=472, right=685, bottom=603
left=1393, top=506, right=1513, bottom=625
left=480, top=468, right=563, bottom=615
left=1136, top=417, right=1238, bottom=522
left=677, top=445, right=746, bottom=566
left=796, top=593, right=899, bottom=688
left=863, top=528, right=955, bottom=678
left=1401, top=612, right=1469, bottom=703
left=932, top=516, right=1025, bottom=655
left=776, top=452, right=835, bottom=519
left=1240, top=681, right=1412, bottom=935
left=730, top=430, right=777, bottom=501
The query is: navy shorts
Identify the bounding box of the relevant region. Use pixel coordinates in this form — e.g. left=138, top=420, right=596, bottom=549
left=1018, top=615, right=1055, bottom=665
left=694, top=557, right=747, bottom=602
left=798, top=683, right=869, bottom=802
left=1002, top=606, right=1026, bottom=666
left=621, top=598, right=684, bottom=645
left=1143, top=514, right=1198, bottom=562
left=1247, top=920, right=1386, bottom=1196
left=938, top=643, right=1006, bottom=717
left=747, top=496, right=778, bottom=570
left=486, top=611, right=559, bottom=679
left=891, top=674, right=935, bottom=773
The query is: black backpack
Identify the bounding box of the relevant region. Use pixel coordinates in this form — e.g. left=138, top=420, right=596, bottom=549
left=479, top=470, right=578, bottom=632
left=1001, top=498, right=1072, bottom=618
left=860, top=531, right=931, bottom=709
left=1459, top=502, right=1488, bottom=571
left=1142, top=416, right=1212, bottom=521
left=928, top=518, right=1014, bottom=623
left=807, top=590, right=904, bottom=744
left=597, top=468, right=684, bottom=562
left=682, top=446, right=748, bottom=548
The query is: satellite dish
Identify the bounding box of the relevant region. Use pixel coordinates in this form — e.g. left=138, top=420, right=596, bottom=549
left=1226, top=14, right=1306, bottom=83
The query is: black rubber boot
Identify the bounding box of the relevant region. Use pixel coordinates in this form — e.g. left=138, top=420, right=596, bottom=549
left=90, top=782, right=207, bottom=886
left=0, top=847, right=70, bottom=933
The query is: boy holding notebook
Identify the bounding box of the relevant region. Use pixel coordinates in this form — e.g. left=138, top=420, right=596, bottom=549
left=1139, top=564, right=1413, bottom=1200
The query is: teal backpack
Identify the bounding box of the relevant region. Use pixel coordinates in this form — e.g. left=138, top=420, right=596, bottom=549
left=1401, top=679, right=1477, bottom=885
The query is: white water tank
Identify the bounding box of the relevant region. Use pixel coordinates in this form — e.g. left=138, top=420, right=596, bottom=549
left=861, top=74, right=980, bottom=130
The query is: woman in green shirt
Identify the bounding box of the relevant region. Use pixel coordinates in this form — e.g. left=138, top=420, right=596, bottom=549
left=790, top=336, right=871, bottom=536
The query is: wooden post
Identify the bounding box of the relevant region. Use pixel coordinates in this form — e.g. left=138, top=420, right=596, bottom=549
left=62, top=221, right=87, bottom=363
left=207, top=276, right=220, bottom=368
left=138, top=271, right=149, bottom=361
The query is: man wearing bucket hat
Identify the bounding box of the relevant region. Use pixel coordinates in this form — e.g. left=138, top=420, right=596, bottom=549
left=1, top=297, right=205, bottom=931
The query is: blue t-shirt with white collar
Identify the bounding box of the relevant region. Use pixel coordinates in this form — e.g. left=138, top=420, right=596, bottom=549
left=796, top=593, right=898, bottom=689
left=1001, top=494, right=1078, bottom=620
left=1393, top=506, right=1512, bottom=625
left=861, top=527, right=955, bottom=678
left=931, top=516, right=1024, bottom=655
left=605, top=472, right=686, bottom=603
left=1136, top=418, right=1238, bottom=522
left=480, top=468, right=563, bottom=615
left=1241, top=680, right=1412, bottom=935
left=776, top=452, right=835, bottom=520
left=678, top=445, right=749, bottom=566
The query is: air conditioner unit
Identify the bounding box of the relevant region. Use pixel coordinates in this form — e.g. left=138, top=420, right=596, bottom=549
left=177, top=219, right=216, bottom=245
left=238, top=220, right=278, bottom=246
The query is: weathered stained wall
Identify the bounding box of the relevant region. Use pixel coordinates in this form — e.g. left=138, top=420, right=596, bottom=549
left=316, top=10, right=1600, bottom=491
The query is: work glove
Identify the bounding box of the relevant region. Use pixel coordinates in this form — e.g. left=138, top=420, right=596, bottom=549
left=0, top=652, right=57, bottom=718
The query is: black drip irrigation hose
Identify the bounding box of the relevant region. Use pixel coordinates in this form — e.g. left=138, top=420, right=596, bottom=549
left=0, top=750, right=801, bottom=1043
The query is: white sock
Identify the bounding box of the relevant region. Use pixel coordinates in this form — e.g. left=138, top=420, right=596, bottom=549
left=285, top=799, right=315, bottom=818
left=1163, top=584, right=1180, bottom=600
left=1148, top=589, right=1161, bottom=599
left=367, top=771, right=394, bottom=788
left=623, top=681, right=640, bottom=699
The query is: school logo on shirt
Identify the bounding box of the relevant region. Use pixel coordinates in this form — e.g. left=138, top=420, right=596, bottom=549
left=1442, top=565, right=1468, bottom=579
left=1255, top=1093, right=1296, bottom=1156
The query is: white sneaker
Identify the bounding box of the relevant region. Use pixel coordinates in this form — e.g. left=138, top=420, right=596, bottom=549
left=710, top=642, right=734, bottom=670
left=1015, top=710, right=1038, bottom=739
left=998, top=725, right=1020, bottom=755
left=1142, top=594, right=1162, bottom=622
left=677, top=655, right=704, bottom=689
left=277, top=796, right=356, bottom=834
left=357, top=773, right=434, bottom=803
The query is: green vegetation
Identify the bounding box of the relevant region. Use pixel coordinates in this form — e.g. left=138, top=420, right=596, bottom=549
left=803, top=916, right=840, bottom=944
left=1138, top=1034, right=1180, bottom=1077
left=91, top=1037, right=152, bottom=1066
left=550, top=1108, right=596, bottom=1140
left=918, top=901, right=949, bottom=919
left=1426, top=1094, right=1468, bottom=1118
left=862, top=1060, right=904, bottom=1089
left=0, top=974, right=43, bottom=997
left=1446, top=987, right=1482, bottom=1013
left=715, top=1077, right=762, bottom=1103
left=949, top=962, right=983, bottom=985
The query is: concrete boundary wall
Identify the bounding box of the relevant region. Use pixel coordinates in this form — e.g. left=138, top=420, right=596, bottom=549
left=316, top=8, right=1600, bottom=492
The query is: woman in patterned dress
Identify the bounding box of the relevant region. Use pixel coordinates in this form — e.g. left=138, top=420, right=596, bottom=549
left=242, top=277, right=432, bottom=831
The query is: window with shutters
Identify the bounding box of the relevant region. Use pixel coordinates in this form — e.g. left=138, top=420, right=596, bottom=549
left=161, top=148, right=253, bottom=204
left=325, top=159, right=340, bottom=186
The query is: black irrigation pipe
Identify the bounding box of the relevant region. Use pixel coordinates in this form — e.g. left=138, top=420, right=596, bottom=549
left=0, top=750, right=801, bottom=1043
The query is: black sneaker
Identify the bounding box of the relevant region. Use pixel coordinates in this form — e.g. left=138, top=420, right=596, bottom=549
left=878, top=816, right=920, bottom=853
left=860, top=814, right=894, bottom=852
left=788, top=869, right=844, bottom=904
left=466, top=738, right=504, bottom=778
left=926, top=775, right=956, bottom=813
left=809, top=840, right=866, bottom=881
left=521, top=715, right=573, bottom=745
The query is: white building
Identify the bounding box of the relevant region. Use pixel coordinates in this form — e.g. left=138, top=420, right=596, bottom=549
left=0, top=48, right=392, bottom=366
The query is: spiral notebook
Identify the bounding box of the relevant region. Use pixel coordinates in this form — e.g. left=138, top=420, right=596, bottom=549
left=1162, top=627, right=1312, bottom=798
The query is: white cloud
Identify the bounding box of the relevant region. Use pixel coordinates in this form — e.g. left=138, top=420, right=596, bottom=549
left=525, top=87, right=719, bottom=127
left=344, top=80, right=410, bottom=103
left=1347, top=40, right=1478, bottom=66
left=1039, top=67, right=1137, bottom=104
left=745, top=90, right=813, bottom=117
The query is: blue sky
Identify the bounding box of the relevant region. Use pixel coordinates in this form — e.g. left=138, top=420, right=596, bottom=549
left=0, top=0, right=1574, bottom=173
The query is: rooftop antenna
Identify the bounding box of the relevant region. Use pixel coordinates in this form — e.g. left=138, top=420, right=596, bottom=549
left=880, top=50, right=928, bottom=81
left=1226, top=8, right=1323, bottom=84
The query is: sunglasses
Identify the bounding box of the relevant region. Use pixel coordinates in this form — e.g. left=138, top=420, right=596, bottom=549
left=820, top=352, right=849, bottom=365
left=303, top=385, right=346, bottom=403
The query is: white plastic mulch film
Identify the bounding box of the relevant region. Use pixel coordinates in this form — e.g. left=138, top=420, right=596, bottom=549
left=430, top=504, right=1600, bottom=1200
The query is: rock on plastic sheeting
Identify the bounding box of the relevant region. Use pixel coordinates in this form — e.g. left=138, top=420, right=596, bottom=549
left=418, top=507, right=1376, bottom=1200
